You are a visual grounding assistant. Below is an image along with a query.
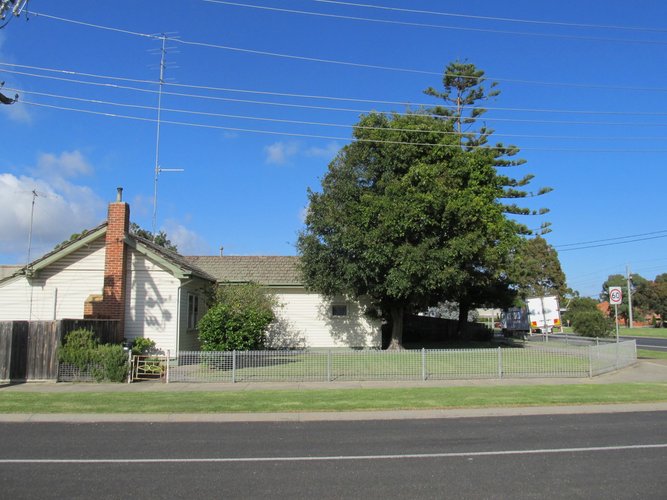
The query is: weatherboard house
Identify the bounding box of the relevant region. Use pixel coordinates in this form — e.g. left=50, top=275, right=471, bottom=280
left=0, top=189, right=380, bottom=353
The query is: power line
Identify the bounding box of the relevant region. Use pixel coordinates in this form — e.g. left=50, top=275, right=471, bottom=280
left=30, top=10, right=667, bottom=92
left=557, top=234, right=667, bottom=252
left=310, top=0, right=667, bottom=33
left=5, top=61, right=667, bottom=116
left=19, top=99, right=667, bottom=153
left=555, top=229, right=667, bottom=248
left=10, top=86, right=667, bottom=142
left=6, top=68, right=667, bottom=128
left=202, top=1, right=667, bottom=45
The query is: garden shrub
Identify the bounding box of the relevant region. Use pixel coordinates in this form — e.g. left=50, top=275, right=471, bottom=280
left=131, top=337, right=156, bottom=355
left=198, top=283, right=275, bottom=351
left=59, top=328, right=129, bottom=382
left=91, top=344, right=129, bottom=383
left=59, top=328, right=98, bottom=370
left=571, top=309, right=613, bottom=337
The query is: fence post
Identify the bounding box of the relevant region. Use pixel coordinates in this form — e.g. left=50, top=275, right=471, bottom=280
left=127, top=351, right=133, bottom=384
left=422, top=348, right=426, bottom=381
left=232, top=350, right=237, bottom=383
left=588, top=345, right=593, bottom=378
left=165, top=350, right=170, bottom=384
left=497, top=347, right=503, bottom=379
left=327, top=350, right=332, bottom=382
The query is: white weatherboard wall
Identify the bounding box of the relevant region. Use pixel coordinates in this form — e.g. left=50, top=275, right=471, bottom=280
left=177, top=278, right=210, bottom=352
left=124, top=247, right=179, bottom=354
left=0, top=238, right=106, bottom=321
left=270, top=288, right=381, bottom=349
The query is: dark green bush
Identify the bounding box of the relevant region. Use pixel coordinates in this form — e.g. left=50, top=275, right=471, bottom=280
left=198, top=283, right=275, bottom=351
left=131, top=337, right=156, bottom=355
left=571, top=310, right=613, bottom=337
left=198, top=302, right=274, bottom=351
left=59, top=328, right=129, bottom=382
left=91, top=344, right=129, bottom=383
left=59, top=328, right=98, bottom=370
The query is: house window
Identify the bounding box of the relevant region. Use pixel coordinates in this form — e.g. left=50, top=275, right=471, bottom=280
left=188, top=294, right=199, bottom=329
left=331, top=304, right=348, bottom=317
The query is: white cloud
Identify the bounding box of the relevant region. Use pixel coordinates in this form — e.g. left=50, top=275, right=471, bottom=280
left=162, top=219, right=211, bottom=256
left=0, top=151, right=105, bottom=263
left=35, top=150, right=92, bottom=178
left=305, top=142, right=341, bottom=160
left=0, top=172, right=105, bottom=262
left=265, top=141, right=299, bottom=165
left=298, top=206, right=309, bottom=224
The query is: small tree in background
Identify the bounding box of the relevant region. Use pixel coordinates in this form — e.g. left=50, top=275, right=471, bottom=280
left=198, top=283, right=276, bottom=351
left=571, top=309, right=613, bottom=338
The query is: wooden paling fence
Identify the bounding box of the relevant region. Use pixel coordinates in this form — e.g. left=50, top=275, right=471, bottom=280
left=0, top=319, right=120, bottom=382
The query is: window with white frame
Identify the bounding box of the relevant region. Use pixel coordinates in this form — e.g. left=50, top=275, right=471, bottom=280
left=188, top=294, right=199, bottom=329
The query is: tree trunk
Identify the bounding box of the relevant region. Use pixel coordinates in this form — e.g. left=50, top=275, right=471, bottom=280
left=457, top=302, right=470, bottom=340
left=387, top=306, right=404, bottom=350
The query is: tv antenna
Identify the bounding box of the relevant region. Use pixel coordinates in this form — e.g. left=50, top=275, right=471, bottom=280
left=151, top=33, right=183, bottom=237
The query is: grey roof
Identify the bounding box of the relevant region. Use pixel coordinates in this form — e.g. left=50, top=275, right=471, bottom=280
left=129, top=235, right=217, bottom=282
left=0, top=266, right=21, bottom=280
left=184, top=256, right=303, bottom=286
left=0, top=223, right=216, bottom=284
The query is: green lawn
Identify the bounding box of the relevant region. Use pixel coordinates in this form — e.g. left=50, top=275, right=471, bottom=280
left=0, top=383, right=665, bottom=414
left=637, top=349, right=667, bottom=360
left=171, top=348, right=592, bottom=383
left=618, top=328, right=667, bottom=339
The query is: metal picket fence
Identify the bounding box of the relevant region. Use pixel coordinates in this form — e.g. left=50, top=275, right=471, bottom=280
left=165, top=338, right=637, bottom=383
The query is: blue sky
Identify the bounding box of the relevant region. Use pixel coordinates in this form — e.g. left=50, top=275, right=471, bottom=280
left=0, top=0, right=666, bottom=298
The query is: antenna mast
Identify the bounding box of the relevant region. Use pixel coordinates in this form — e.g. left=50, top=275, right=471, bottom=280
left=151, top=34, right=167, bottom=237
left=26, top=189, right=38, bottom=269
left=151, top=34, right=183, bottom=238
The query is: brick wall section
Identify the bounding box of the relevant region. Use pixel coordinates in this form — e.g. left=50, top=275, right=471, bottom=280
left=98, top=200, right=130, bottom=338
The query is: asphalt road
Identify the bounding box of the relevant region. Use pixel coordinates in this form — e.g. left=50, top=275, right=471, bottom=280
left=1, top=412, right=666, bottom=499
left=622, top=336, right=667, bottom=352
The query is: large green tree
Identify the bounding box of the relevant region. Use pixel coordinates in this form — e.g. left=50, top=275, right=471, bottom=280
left=510, top=236, right=567, bottom=300
left=299, top=62, right=549, bottom=347
left=423, top=61, right=552, bottom=331
left=298, top=111, right=519, bottom=348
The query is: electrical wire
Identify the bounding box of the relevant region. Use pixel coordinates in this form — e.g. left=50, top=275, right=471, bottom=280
left=5, top=61, right=667, bottom=116
left=5, top=68, right=667, bottom=128
left=202, top=1, right=667, bottom=45
left=555, top=230, right=667, bottom=248
left=557, top=234, right=667, bottom=252
left=310, top=0, right=667, bottom=33
left=29, top=10, right=667, bottom=92
left=10, top=85, right=667, bottom=142
left=19, top=99, right=667, bottom=153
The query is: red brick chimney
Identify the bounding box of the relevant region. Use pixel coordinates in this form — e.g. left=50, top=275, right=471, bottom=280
left=99, top=187, right=130, bottom=336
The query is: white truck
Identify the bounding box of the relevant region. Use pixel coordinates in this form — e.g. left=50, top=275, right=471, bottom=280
left=501, top=296, right=562, bottom=336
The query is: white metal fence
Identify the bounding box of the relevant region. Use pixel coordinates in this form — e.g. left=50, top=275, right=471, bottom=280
left=163, top=337, right=637, bottom=383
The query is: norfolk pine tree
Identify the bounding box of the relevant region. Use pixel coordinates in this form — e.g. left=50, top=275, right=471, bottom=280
left=424, top=61, right=553, bottom=334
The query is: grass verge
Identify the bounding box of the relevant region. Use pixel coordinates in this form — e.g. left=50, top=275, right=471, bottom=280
left=0, top=383, right=665, bottom=414
left=637, top=349, right=667, bottom=360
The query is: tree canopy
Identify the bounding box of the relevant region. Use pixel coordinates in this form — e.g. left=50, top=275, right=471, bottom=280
left=510, top=236, right=568, bottom=301
left=129, top=223, right=178, bottom=252
left=299, top=61, right=550, bottom=348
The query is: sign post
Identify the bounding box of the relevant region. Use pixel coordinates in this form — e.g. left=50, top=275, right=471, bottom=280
left=609, top=286, right=623, bottom=344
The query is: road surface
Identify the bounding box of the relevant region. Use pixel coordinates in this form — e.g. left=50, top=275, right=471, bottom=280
left=1, top=411, right=665, bottom=498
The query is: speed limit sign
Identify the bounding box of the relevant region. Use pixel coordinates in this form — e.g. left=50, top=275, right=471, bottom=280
left=609, top=286, right=623, bottom=305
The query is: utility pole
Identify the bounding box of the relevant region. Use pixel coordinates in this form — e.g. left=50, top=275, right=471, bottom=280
left=626, top=265, right=633, bottom=329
